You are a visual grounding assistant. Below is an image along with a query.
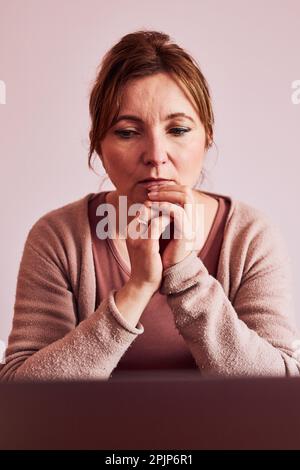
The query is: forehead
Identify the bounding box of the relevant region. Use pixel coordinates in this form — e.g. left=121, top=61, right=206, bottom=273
left=119, top=72, right=199, bottom=117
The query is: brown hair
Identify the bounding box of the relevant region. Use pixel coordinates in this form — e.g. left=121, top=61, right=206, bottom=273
left=88, top=29, right=215, bottom=171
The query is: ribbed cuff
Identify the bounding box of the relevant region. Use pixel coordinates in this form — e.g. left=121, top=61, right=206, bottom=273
left=107, top=289, right=144, bottom=335
left=160, top=251, right=209, bottom=295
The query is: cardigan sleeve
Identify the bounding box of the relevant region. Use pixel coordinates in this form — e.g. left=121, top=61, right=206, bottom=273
left=0, top=225, right=144, bottom=382
left=159, top=219, right=300, bottom=377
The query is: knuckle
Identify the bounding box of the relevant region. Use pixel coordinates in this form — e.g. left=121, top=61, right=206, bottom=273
left=183, top=186, right=193, bottom=197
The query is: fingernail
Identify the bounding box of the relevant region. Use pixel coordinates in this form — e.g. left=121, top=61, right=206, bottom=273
left=148, top=191, right=158, bottom=197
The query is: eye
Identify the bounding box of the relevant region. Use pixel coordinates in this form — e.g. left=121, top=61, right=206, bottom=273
left=169, top=127, right=191, bottom=136
left=114, top=127, right=191, bottom=140
left=114, top=130, right=138, bottom=139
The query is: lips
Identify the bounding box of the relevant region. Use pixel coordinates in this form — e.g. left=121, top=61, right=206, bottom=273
left=138, top=179, right=174, bottom=189
left=140, top=178, right=170, bottom=183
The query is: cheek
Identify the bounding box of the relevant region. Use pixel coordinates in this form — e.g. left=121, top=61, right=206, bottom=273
left=105, top=152, right=137, bottom=184
left=101, top=137, right=134, bottom=163
left=111, top=140, right=139, bottom=159
left=104, top=148, right=127, bottom=168
left=177, top=147, right=204, bottom=169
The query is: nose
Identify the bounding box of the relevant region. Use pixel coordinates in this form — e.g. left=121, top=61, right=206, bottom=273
left=142, top=134, right=168, bottom=167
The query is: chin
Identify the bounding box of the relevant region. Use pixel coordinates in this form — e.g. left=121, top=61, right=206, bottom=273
left=123, top=187, right=147, bottom=203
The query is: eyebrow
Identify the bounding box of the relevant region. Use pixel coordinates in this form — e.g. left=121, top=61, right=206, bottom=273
left=114, top=112, right=196, bottom=125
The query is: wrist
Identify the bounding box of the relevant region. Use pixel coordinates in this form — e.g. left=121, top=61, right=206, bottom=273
left=114, top=280, right=155, bottom=329
left=127, top=279, right=157, bottom=299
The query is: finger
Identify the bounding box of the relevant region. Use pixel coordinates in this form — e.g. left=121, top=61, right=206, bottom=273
left=147, top=191, right=193, bottom=206
left=139, top=205, right=172, bottom=240
left=127, top=204, right=151, bottom=239
left=148, top=214, right=172, bottom=240
left=128, top=202, right=162, bottom=239
left=147, top=201, right=184, bottom=220
left=136, top=201, right=158, bottom=225
left=147, top=184, right=191, bottom=194
left=138, top=200, right=171, bottom=222
left=149, top=202, right=196, bottom=240
left=146, top=182, right=182, bottom=191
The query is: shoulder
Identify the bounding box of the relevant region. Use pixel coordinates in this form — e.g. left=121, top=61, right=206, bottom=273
left=204, top=189, right=291, bottom=265
left=29, top=193, right=94, bottom=236
left=23, top=193, right=96, bottom=265
left=228, top=196, right=285, bottom=244
left=203, top=189, right=281, bottom=234
left=223, top=195, right=291, bottom=274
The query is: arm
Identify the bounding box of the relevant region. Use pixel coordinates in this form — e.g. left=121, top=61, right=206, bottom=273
left=159, top=220, right=300, bottom=377
left=0, top=226, right=147, bottom=382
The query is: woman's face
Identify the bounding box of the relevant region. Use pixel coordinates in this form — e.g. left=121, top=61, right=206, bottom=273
left=100, top=72, right=208, bottom=204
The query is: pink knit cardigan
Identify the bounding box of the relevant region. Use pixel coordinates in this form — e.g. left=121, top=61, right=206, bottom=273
left=1, top=192, right=299, bottom=381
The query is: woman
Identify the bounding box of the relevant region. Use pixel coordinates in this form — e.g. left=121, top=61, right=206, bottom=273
left=1, top=30, right=299, bottom=381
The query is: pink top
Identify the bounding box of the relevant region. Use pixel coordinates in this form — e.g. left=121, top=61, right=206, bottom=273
left=88, top=191, right=231, bottom=373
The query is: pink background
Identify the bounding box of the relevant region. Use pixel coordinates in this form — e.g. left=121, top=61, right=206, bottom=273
left=0, top=0, right=300, bottom=346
